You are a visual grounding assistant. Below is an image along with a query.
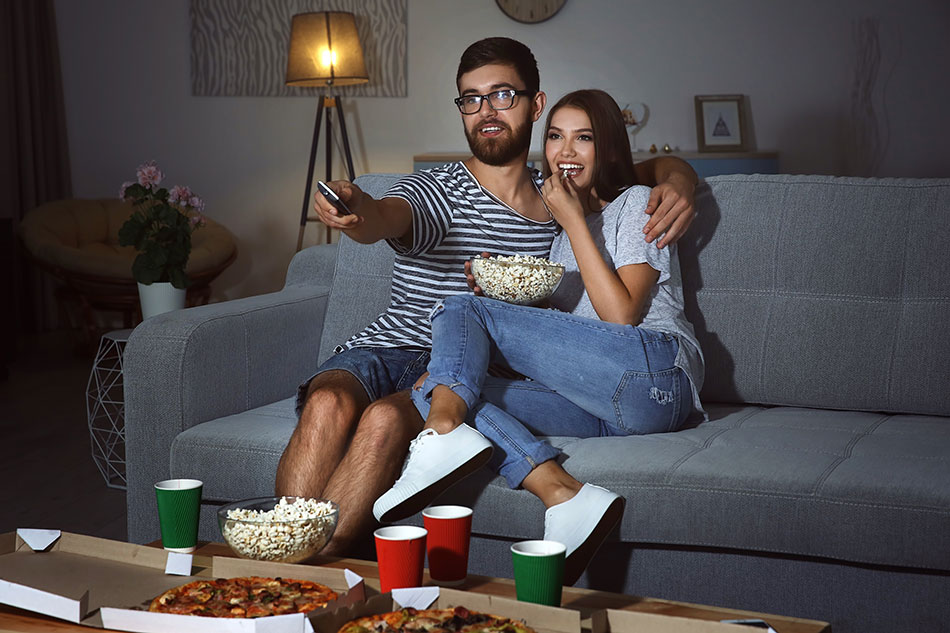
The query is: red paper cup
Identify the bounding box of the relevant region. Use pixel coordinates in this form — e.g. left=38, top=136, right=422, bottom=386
left=423, top=505, right=473, bottom=585
left=374, top=525, right=427, bottom=593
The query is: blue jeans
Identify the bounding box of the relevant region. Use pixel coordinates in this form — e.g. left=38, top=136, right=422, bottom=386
left=412, top=295, right=690, bottom=488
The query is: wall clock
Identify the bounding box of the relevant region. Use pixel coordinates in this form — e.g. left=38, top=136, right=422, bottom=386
left=496, top=0, right=567, bottom=24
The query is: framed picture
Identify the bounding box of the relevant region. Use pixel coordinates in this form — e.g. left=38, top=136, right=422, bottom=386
left=695, top=94, right=748, bottom=152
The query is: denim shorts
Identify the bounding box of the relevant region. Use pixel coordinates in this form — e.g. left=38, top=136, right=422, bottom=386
left=295, top=346, right=431, bottom=416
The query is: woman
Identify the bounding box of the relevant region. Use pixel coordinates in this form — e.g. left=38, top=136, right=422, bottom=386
left=374, top=90, right=705, bottom=584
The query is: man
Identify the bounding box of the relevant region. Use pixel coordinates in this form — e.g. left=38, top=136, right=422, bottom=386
left=275, top=37, right=698, bottom=556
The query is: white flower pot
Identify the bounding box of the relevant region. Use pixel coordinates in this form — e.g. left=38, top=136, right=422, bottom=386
left=138, top=282, right=186, bottom=320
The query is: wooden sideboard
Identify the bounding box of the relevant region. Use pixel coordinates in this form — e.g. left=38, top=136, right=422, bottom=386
left=413, top=151, right=779, bottom=179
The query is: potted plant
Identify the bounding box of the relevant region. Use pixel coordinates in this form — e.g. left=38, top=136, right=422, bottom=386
left=118, top=160, right=205, bottom=320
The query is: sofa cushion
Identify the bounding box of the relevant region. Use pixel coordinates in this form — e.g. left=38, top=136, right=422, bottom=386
left=435, top=404, right=950, bottom=572
left=170, top=398, right=297, bottom=502
left=684, top=176, right=950, bottom=416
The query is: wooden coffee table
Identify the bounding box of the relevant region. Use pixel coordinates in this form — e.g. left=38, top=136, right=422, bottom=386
left=0, top=541, right=829, bottom=632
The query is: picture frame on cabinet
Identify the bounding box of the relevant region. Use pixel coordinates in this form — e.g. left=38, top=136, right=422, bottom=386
left=695, top=94, right=748, bottom=152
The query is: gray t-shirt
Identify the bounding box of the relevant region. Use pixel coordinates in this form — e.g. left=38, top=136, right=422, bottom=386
left=548, top=185, right=705, bottom=418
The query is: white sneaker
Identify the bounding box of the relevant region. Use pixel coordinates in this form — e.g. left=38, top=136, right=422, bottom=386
left=543, top=483, right=625, bottom=585
left=373, top=424, right=492, bottom=523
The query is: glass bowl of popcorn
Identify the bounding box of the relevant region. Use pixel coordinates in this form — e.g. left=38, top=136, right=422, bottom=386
left=470, top=255, right=565, bottom=306
left=217, top=496, right=339, bottom=563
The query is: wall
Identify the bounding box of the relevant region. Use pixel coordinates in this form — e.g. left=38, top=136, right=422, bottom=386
left=54, top=0, right=950, bottom=300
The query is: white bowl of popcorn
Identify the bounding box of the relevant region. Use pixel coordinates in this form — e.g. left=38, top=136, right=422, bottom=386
left=470, top=255, right=565, bottom=306
left=217, top=496, right=339, bottom=563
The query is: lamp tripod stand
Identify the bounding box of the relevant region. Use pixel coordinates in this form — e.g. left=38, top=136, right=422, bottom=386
left=296, top=91, right=357, bottom=251
left=285, top=10, right=368, bottom=251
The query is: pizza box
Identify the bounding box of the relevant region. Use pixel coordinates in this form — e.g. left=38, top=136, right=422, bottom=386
left=308, top=586, right=581, bottom=633
left=592, top=608, right=787, bottom=632
left=0, top=529, right=365, bottom=632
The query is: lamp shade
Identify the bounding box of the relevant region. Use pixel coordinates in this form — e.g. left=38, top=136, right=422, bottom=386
left=286, top=12, right=369, bottom=87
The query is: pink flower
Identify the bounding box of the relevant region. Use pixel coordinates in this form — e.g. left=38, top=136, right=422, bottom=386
left=190, top=214, right=206, bottom=228
left=168, top=185, right=192, bottom=205
left=119, top=181, right=134, bottom=200
left=188, top=195, right=205, bottom=213
left=136, top=160, right=164, bottom=189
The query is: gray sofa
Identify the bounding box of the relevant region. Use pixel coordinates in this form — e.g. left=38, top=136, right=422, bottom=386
left=125, top=174, right=950, bottom=633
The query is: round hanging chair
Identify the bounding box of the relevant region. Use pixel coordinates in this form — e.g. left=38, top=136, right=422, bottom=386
left=18, top=198, right=237, bottom=342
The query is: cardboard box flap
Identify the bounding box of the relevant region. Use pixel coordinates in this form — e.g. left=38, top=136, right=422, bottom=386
left=0, top=578, right=88, bottom=623
left=391, top=586, right=440, bottom=609
left=308, top=592, right=396, bottom=633
left=592, top=609, right=776, bottom=633
left=99, top=608, right=310, bottom=633
left=0, top=548, right=200, bottom=615
left=16, top=528, right=62, bottom=551
left=212, top=556, right=353, bottom=586
left=51, top=532, right=176, bottom=570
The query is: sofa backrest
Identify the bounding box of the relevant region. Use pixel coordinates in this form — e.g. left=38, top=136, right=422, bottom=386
left=321, top=173, right=950, bottom=417
left=681, top=174, right=950, bottom=416
left=317, top=174, right=403, bottom=363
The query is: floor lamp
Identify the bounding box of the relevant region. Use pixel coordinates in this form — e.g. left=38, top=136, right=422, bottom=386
left=286, top=12, right=369, bottom=251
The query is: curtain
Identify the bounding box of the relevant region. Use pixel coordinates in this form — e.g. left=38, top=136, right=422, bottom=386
left=0, top=0, right=72, bottom=359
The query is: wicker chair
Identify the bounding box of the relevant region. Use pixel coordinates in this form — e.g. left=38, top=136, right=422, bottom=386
left=18, top=198, right=237, bottom=345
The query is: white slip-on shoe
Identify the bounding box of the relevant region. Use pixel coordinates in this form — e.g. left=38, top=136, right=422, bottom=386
left=543, top=483, right=625, bottom=586
left=373, top=423, right=493, bottom=523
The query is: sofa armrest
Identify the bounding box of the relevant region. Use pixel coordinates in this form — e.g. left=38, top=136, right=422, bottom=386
left=124, top=280, right=331, bottom=543
left=285, top=242, right=338, bottom=288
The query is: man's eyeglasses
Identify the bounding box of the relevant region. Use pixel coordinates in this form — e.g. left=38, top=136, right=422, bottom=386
left=454, top=89, right=534, bottom=115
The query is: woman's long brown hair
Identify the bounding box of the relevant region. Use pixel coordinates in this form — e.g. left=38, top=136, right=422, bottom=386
left=541, top=89, right=638, bottom=203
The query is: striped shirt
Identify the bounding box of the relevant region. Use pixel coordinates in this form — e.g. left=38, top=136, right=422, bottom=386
left=345, top=162, right=558, bottom=351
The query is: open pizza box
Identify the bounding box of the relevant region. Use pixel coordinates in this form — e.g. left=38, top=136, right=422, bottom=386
left=0, top=529, right=365, bottom=632
left=592, top=607, right=789, bottom=633
left=308, top=586, right=582, bottom=633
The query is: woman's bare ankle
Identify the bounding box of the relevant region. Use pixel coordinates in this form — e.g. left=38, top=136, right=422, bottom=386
left=424, top=385, right=468, bottom=434
left=522, top=461, right=583, bottom=508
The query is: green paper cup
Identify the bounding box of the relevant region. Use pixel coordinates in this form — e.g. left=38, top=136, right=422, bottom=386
left=511, top=539, right=566, bottom=606
left=154, top=479, right=203, bottom=552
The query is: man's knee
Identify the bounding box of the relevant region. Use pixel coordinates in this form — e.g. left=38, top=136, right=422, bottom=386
left=359, top=391, right=423, bottom=446
left=295, top=370, right=369, bottom=443
left=305, top=370, right=368, bottom=412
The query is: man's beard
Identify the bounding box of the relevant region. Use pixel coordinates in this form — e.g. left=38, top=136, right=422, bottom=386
left=465, top=118, right=533, bottom=166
